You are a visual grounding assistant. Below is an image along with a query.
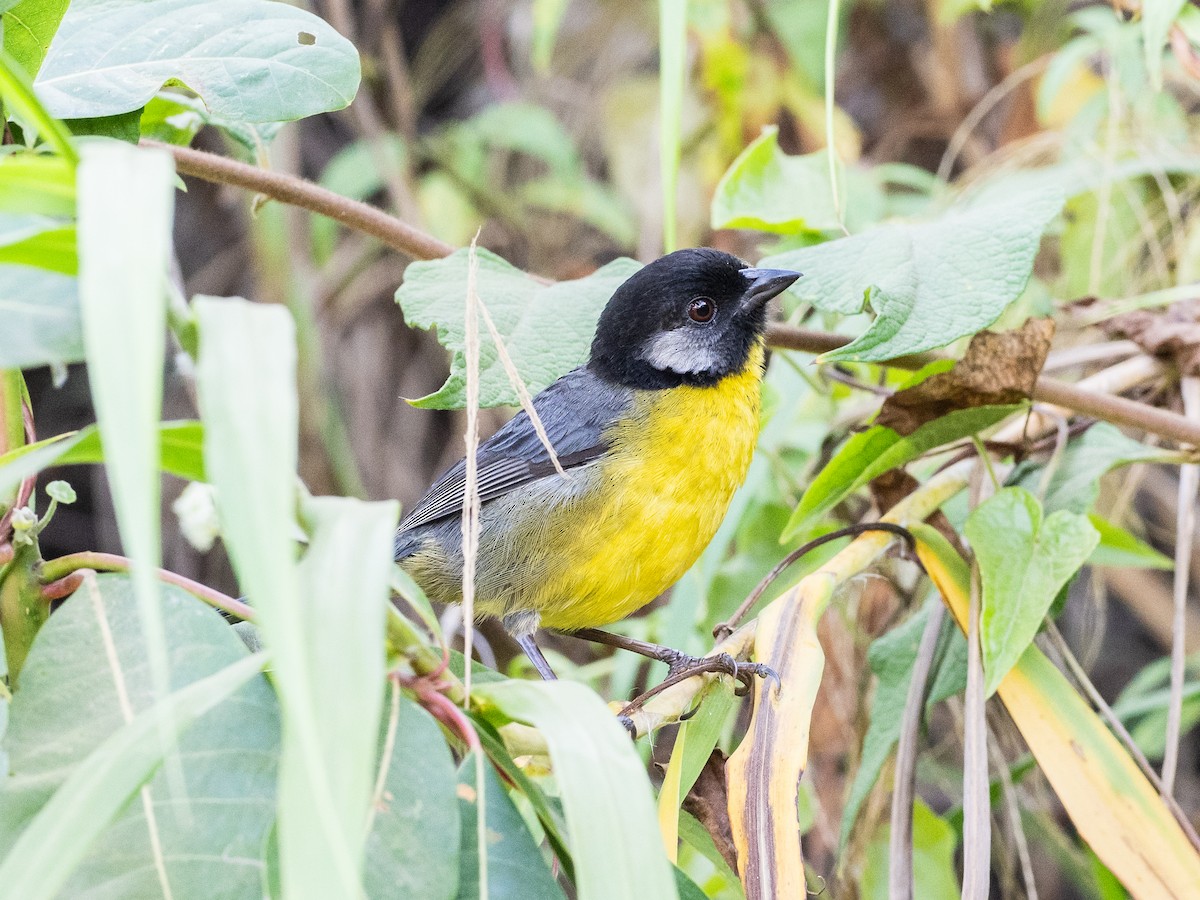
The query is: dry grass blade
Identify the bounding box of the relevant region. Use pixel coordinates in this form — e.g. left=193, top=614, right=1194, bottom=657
left=889, top=601, right=945, bottom=900
left=460, top=237, right=482, bottom=699
left=914, top=526, right=1200, bottom=897
left=962, top=565, right=991, bottom=900
left=1163, top=376, right=1200, bottom=794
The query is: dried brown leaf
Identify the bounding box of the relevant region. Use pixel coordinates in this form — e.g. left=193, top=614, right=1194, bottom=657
left=876, top=318, right=1055, bottom=435
left=1105, top=298, right=1200, bottom=377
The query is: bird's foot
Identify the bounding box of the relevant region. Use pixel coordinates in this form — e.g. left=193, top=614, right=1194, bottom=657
left=659, top=650, right=779, bottom=697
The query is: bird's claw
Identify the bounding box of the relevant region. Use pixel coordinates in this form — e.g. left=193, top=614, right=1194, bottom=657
left=665, top=652, right=779, bottom=697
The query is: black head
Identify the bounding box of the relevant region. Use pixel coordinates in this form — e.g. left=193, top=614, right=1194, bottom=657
left=588, top=248, right=801, bottom=389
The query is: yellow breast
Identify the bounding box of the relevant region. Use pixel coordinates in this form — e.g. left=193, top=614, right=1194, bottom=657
left=534, top=344, right=765, bottom=631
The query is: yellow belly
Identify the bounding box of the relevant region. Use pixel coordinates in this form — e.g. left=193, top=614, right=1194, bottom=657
left=533, top=346, right=764, bottom=630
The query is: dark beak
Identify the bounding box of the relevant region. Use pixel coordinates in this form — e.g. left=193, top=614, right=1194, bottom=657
left=739, top=267, right=802, bottom=309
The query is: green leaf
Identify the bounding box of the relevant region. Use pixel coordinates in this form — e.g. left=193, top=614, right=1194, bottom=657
left=784, top=404, right=1019, bottom=538
left=364, top=693, right=460, bottom=899
left=43, top=479, right=73, bottom=503
left=2, top=0, right=67, bottom=78
left=1143, top=0, right=1187, bottom=90
left=712, top=126, right=878, bottom=234
left=0, top=264, right=80, bottom=371
left=473, top=680, right=678, bottom=900
left=1087, top=513, right=1174, bottom=570
left=761, top=189, right=1063, bottom=362
left=455, top=754, right=564, bottom=900
left=196, top=297, right=368, bottom=899
left=1015, top=423, right=1170, bottom=514
left=965, top=487, right=1099, bottom=696
left=839, top=600, right=966, bottom=851
left=0, top=421, right=205, bottom=499
left=0, top=575, right=277, bottom=900
left=65, top=109, right=144, bottom=142
left=0, top=224, right=74, bottom=273
left=77, top=140, right=175, bottom=765
left=396, top=248, right=642, bottom=409
left=0, top=48, right=76, bottom=163
left=861, top=800, right=960, bottom=900
left=36, top=0, right=361, bottom=124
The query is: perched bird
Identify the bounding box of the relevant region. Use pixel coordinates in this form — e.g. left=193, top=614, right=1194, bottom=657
left=394, top=248, right=800, bottom=680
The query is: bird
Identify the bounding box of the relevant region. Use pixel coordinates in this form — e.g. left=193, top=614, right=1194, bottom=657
left=394, top=248, right=800, bottom=682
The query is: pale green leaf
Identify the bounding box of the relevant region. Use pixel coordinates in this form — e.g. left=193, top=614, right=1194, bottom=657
left=473, top=680, right=677, bottom=900
left=36, top=0, right=361, bottom=123
left=0, top=576, right=272, bottom=900
left=0, top=224, right=74, bottom=273
left=396, top=248, right=641, bottom=409
left=195, top=297, right=363, bottom=899
left=965, top=487, right=1099, bottom=696
left=1143, top=0, right=1187, bottom=90
left=0, top=154, right=75, bottom=217
left=531, top=0, right=570, bottom=72
left=762, top=189, right=1063, bottom=362
left=78, top=140, right=174, bottom=757
left=1015, top=423, right=1170, bottom=514
left=365, top=693, right=460, bottom=899
left=0, top=263, right=80, bottom=370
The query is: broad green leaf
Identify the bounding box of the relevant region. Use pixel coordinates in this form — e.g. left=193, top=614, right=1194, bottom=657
left=0, top=264, right=79, bottom=370
left=1087, top=513, right=1174, bottom=570
left=0, top=154, right=75, bottom=217
left=36, top=0, right=361, bottom=123
left=365, top=693, right=460, bottom=900
left=473, top=680, right=678, bottom=900
left=784, top=404, right=1019, bottom=538
left=396, top=248, right=642, bottom=409
left=77, top=141, right=174, bottom=768
left=712, top=127, right=879, bottom=234
left=860, top=800, right=959, bottom=900
left=762, top=189, right=1063, bottom=362
left=1143, top=0, right=1187, bottom=90
left=1015, top=423, right=1169, bottom=514
left=455, top=754, right=563, bottom=900
left=0, top=576, right=274, bottom=900
left=965, top=487, right=1099, bottom=696
left=2, top=0, right=67, bottom=78
left=839, top=599, right=966, bottom=851
left=196, top=297, right=363, bottom=899
left=0, top=224, right=74, bottom=273
left=0, top=421, right=204, bottom=499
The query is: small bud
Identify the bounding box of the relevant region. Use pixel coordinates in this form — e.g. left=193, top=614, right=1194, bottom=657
left=46, top=480, right=77, bottom=505
left=172, top=482, right=219, bottom=552
left=10, top=507, right=36, bottom=531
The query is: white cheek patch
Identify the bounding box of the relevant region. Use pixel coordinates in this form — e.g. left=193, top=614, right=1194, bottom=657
left=641, top=329, right=721, bottom=375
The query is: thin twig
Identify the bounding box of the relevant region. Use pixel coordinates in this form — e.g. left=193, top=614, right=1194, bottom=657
left=889, top=602, right=945, bottom=900
left=1163, top=376, right=1200, bottom=794
left=987, top=721, right=1039, bottom=900
left=38, top=551, right=253, bottom=620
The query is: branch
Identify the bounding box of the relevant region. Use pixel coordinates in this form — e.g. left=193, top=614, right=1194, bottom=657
left=38, top=551, right=253, bottom=620
left=151, top=142, right=1200, bottom=447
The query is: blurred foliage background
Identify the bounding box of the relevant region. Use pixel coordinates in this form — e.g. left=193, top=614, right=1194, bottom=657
left=22, top=0, right=1200, bottom=894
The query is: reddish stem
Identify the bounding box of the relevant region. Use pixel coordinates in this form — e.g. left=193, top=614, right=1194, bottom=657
left=39, top=551, right=253, bottom=620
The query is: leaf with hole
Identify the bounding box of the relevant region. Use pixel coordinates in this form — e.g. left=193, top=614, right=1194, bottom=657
left=36, top=0, right=360, bottom=124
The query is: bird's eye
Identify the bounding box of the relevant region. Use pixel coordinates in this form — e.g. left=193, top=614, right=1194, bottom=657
left=687, top=297, right=716, bottom=323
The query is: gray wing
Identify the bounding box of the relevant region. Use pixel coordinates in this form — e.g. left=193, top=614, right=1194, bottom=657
left=394, top=366, right=630, bottom=543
